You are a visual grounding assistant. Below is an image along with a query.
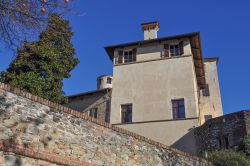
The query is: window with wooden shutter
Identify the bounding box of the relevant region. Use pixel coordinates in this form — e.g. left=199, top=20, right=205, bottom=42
left=118, top=50, right=123, bottom=64
left=179, top=41, right=184, bottom=55
left=114, top=56, right=118, bottom=64
left=163, top=44, right=169, bottom=57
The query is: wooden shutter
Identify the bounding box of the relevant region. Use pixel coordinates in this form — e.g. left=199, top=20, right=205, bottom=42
left=179, top=41, right=184, bottom=55
left=118, top=50, right=123, bottom=64
left=164, top=44, right=169, bottom=57
left=132, top=48, right=137, bottom=62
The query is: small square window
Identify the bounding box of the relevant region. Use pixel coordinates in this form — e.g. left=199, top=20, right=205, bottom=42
left=202, top=84, right=210, bottom=96
left=107, top=77, right=112, bottom=84
left=121, top=104, right=132, bottom=123
left=204, top=115, right=212, bottom=122
left=172, top=99, right=186, bottom=119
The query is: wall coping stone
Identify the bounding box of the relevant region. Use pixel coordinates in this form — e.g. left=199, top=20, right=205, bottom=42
left=196, top=110, right=250, bottom=130
left=0, top=82, right=208, bottom=164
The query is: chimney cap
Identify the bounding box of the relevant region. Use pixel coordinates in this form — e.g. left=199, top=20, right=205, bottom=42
left=141, top=21, right=160, bottom=31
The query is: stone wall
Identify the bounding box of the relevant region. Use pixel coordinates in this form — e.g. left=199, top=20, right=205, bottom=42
left=0, top=152, right=57, bottom=166
left=0, top=83, right=208, bottom=166
left=0, top=140, right=94, bottom=166
left=195, top=110, right=250, bottom=156
left=65, top=89, right=111, bottom=123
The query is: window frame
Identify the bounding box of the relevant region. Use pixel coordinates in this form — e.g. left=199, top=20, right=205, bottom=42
left=89, top=108, right=98, bottom=118
left=114, top=49, right=137, bottom=65
left=123, top=50, right=134, bottom=63
left=107, top=77, right=112, bottom=84
left=121, top=104, right=133, bottom=123
left=172, top=99, right=186, bottom=119
left=169, top=44, right=181, bottom=57
left=202, top=84, right=210, bottom=96
left=105, top=101, right=111, bottom=123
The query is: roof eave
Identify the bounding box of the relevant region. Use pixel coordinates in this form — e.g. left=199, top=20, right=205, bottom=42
left=67, top=88, right=111, bottom=98
left=104, top=32, right=200, bottom=60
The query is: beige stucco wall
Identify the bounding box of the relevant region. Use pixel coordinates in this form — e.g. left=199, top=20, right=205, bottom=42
left=199, top=61, right=223, bottom=124
left=115, top=118, right=199, bottom=154
left=110, top=55, right=199, bottom=124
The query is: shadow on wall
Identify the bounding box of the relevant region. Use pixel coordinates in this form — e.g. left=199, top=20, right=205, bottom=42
left=4, top=155, right=22, bottom=166
left=171, top=128, right=198, bottom=155
left=0, top=90, right=53, bottom=149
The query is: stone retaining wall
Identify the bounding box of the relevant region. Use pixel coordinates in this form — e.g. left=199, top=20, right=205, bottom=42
left=0, top=83, right=209, bottom=166
left=0, top=140, right=94, bottom=166
left=195, top=110, right=250, bottom=156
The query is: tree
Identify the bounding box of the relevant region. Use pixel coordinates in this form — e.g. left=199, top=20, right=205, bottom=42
left=0, top=0, right=72, bottom=49
left=0, top=14, right=79, bottom=104
left=208, top=149, right=250, bottom=166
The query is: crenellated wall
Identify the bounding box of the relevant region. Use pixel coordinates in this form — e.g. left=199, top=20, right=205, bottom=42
left=0, top=83, right=208, bottom=166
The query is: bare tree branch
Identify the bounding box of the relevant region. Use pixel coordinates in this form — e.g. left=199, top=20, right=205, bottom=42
left=0, top=0, right=73, bottom=51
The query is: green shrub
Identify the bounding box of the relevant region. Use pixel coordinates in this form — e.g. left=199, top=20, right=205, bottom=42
left=244, top=134, right=250, bottom=154
left=208, top=149, right=250, bottom=166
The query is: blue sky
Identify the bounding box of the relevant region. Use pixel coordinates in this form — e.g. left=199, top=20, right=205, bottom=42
left=0, top=0, right=250, bottom=114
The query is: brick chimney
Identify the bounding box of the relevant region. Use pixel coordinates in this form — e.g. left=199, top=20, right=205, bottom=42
left=141, top=21, right=160, bottom=40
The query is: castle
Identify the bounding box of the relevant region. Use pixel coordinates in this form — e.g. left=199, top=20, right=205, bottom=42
left=65, top=21, right=223, bottom=154
left=0, top=22, right=248, bottom=165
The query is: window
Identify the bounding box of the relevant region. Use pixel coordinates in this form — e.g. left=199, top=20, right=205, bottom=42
left=107, top=77, right=112, bottom=84
left=202, top=84, right=210, bottom=96
left=170, top=44, right=181, bottom=56
left=168, top=41, right=184, bottom=57
left=89, top=108, right=98, bottom=118
left=105, top=101, right=110, bottom=123
left=218, top=138, right=222, bottom=148
left=224, top=137, right=229, bottom=148
left=121, top=104, right=132, bottom=123
left=124, top=51, right=134, bottom=63
left=204, top=115, right=212, bottom=122
left=172, top=99, right=186, bottom=119
left=114, top=49, right=137, bottom=65
left=218, top=136, right=230, bottom=149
